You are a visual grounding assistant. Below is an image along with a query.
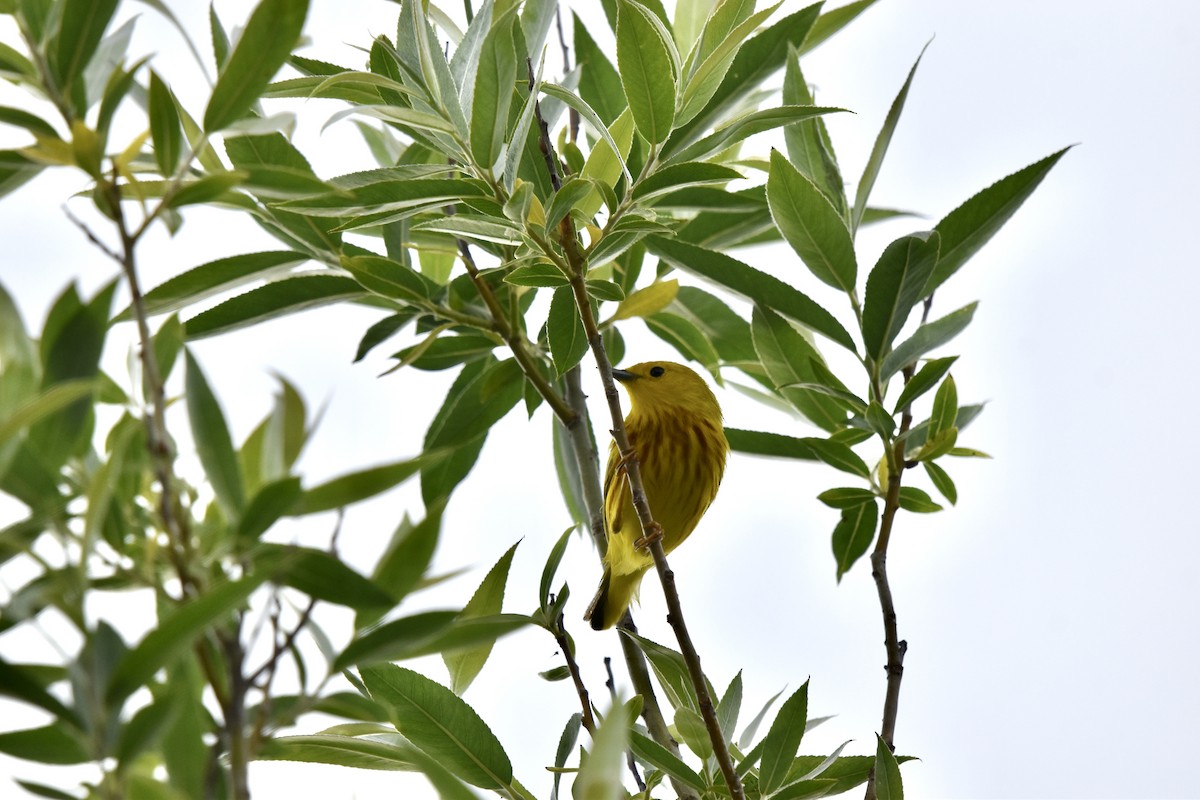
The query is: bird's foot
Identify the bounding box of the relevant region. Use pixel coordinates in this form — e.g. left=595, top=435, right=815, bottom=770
left=635, top=522, right=664, bottom=551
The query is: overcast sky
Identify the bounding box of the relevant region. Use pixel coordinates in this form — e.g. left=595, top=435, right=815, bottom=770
left=1, top=1, right=1197, bottom=798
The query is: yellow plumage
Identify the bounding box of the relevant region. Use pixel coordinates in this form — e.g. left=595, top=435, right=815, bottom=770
left=584, top=361, right=728, bottom=630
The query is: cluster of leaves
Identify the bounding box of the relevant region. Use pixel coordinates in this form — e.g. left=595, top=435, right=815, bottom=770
left=0, top=0, right=1065, bottom=797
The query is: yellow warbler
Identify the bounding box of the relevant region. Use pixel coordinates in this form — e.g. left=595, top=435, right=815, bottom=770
left=584, top=361, right=728, bottom=630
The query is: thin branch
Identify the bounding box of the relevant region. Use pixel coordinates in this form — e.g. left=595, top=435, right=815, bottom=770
left=863, top=298, right=934, bottom=800
left=455, top=238, right=577, bottom=423
left=553, top=9, right=580, bottom=143
left=563, top=369, right=693, bottom=800
left=553, top=610, right=597, bottom=733
left=521, top=53, right=738, bottom=800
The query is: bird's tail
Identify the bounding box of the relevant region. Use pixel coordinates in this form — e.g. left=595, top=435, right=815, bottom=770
left=584, top=566, right=650, bottom=630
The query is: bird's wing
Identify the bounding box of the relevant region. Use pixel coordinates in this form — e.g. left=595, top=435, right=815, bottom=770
left=602, top=439, right=627, bottom=539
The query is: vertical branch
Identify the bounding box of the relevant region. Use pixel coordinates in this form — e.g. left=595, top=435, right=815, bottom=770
left=524, top=57, right=711, bottom=799
left=552, top=611, right=597, bottom=734
left=96, top=176, right=194, bottom=594
left=864, top=299, right=934, bottom=800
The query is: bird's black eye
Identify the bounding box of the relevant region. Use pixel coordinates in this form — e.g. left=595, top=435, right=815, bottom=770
left=649, top=366, right=665, bottom=377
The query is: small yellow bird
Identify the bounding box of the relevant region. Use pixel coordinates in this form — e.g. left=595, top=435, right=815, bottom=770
left=584, top=361, right=729, bottom=630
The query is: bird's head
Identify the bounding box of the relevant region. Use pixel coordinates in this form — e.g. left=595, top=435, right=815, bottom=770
left=611, top=361, right=722, bottom=421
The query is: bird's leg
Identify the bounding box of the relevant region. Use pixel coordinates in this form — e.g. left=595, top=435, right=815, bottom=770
left=635, top=521, right=664, bottom=551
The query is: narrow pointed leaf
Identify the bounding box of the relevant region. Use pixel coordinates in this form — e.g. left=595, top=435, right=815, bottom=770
left=768, top=150, right=857, bottom=293
left=361, top=664, right=513, bottom=789
left=183, top=275, right=366, bottom=340
left=880, top=302, right=977, bottom=380
left=927, top=147, right=1072, bottom=295
left=444, top=541, right=520, bottom=694
left=185, top=351, right=244, bottom=516
left=852, top=44, right=928, bottom=232
left=833, top=500, right=879, bottom=581
left=861, top=231, right=940, bottom=362
left=107, top=575, right=265, bottom=704
left=759, top=680, right=810, bottom=793
left=649, top=236, right=854, bottom=350
left=205, top=0, right=310, bottom=132
left=617, top=0, right=677, bottom=144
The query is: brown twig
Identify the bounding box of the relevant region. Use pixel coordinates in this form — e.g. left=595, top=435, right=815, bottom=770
left=455, top=238, right=577, bottom=422
left=863, top=299, right=935, bottom=800
left=553, top=611, right=597, bottom=733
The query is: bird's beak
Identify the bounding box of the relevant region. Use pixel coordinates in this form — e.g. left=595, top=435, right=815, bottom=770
left=611, top=368, right=637, bottom=383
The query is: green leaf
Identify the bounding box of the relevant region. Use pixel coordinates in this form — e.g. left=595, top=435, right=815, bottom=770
left=361, top=506, right=443, bottom=629
left=185, top=351, right=244, bottom=516
left=576, top=107, right=635, bottom=219
left=891, top=356, right=956, bottom=412
left=260, top=544, right=394, bottom=609
left=183, top=275, right=366, bottom=340
left=50, top=0, right=119, bottom=111
left=632, top=162, right=742, bottom=203
left=928, top=147, right=1072, bottom=295
left=0, top=106, right=59, bottom=139
left=336, top=611, right=457, bottom=668
left=236, top=476, right=301, bottom=541
left=667, top=104, right=844, bottom=165
left=751, top=305, right=846, bottom=431
left=539, top=527, right=574, bottom=611
left=768, top=149, right=856, bottom=293
left=341, top=253, right=438, bottom=303
left=817, top=487, right=877, bottom=509
left=725, top=428, right=817, bottom=460
left=930, top=374, right=958, bottom=436
left=898, top=486, right=941, bottom=513
left=667, top=4, right=821, bottom=155
left=361, top=664, right=513, bottom=789
left=880, top=302, right=977, bottom=380
left=0, top=657, right=78, bottom=727
left=904, top=403, right=983, bottom=457
left=874, top=734, right=904, bottom=800
left=782, top=46, right=846, bottom=217
left=148, top=70, right=183, bottom=176
left=645, top=310, right=720, bottom=377
left=444, top=541, right=519, bottom=694
left=469, top=10, right=517, bottom=168
left=204, top=0, right=311, bottom=132
left=422, top=357, right=524, bottom=504
left=258, top=733, right=419, bottom=770
left=629, top=730, right=704, bottom=791
left=852, top=44, right=928, bottom=232
left=832, top=500, right=879, bottom=581
left=861, top=232, right=941, bottom=363
left=673, top=706, right=712, bottom=760
left=624, top=632, right=707, bottom=712
left=127, top=251, right=310, bottom=320
left=505, top=263, right=569, bottom=288
left=617, top=0, right=678, bottom=144
left=924, top=461, right=957, bottom=505
left=296, top=454, right=433, bottom=515
left=759, top=680, right=810, bottom=794
left=547, top=286, right=589, bottom=377
left=573, top=13, right=625, bottom=124
left=677, top=1, right=782, bottom=127
left=649, top=237, right=855, bottom=350
left=0, top=724, right=89, bottom=765
left=803, top=0, right=880, bottom=52
left=392, top=333, right=499, bottom=372
left=575, top=697, right=638, bottom=800
left=107, top=575, right=265, bottom=705
left=28, top=282, right=112, bottom=470
left=801, top=437, right=869, bottom=478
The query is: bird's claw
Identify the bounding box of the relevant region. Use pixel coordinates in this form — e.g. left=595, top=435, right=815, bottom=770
left=635, top=522, right=664, bottom=551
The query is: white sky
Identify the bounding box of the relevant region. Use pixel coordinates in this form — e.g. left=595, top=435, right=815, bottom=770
left=1, top=1, right=1197, bottom=798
